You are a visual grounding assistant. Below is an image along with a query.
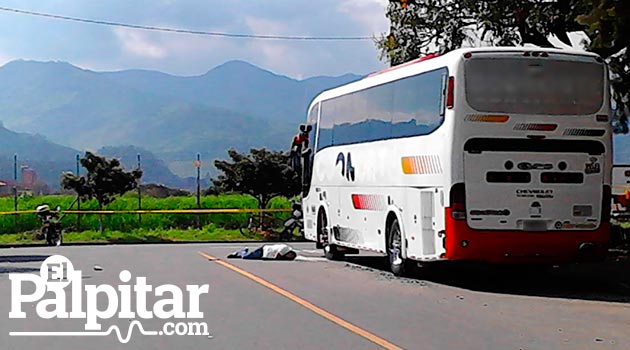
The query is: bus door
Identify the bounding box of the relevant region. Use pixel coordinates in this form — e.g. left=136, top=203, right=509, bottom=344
left=404, top=188, right=445, bottom=259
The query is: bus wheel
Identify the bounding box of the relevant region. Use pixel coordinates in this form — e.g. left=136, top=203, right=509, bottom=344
left=324, top=244, right=344, bottom=261
left=318, top=209, right=343, bottom=260
left=387, top=218, right=412, bottom=276
left=316, top=209, right=327, bottom=249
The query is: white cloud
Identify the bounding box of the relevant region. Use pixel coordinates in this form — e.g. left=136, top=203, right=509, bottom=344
left=243, top=16, right=302, bottom=75
left=0, top=1, right=390, bottom=77
left=337, top=0, right=389, bottom=35
left=0, top=51, right=14, bottom=66
left=113, top=27, right=167, bottom=59
left=244, top=16, right=289, bottom=36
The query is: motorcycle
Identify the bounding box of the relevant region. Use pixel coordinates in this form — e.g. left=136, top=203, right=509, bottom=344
left=35, top=204, right=63, bottom=246
left=280, top=201, right=303, bottom=241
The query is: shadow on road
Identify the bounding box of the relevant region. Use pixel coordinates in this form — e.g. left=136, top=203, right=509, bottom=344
left=344, top=255, right=630, bottom=303
left=0, top=255, right=49, bottom=263
left=0, top=255, right=49, bottom=274
left=0, top=266, right=40, bottom=274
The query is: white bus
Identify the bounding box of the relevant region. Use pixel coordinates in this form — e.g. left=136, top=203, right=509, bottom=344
left=298, top=47, right=612, bottom=275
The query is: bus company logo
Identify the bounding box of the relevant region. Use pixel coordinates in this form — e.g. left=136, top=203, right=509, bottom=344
left=516, top=188, right=554, bottom=199
left=9, top=255, right=210, bottom=344
left=517, top=162, right=553, bottom=170
left=584, top=157, right=600, bottom=174
left=336, top=152, right=355, bottom=182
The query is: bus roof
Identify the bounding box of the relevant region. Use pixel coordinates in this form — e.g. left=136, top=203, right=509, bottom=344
left=310, top=46, right=602, bottom=109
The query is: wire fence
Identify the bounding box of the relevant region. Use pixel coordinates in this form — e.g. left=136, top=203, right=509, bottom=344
left=2, top=152, right=295, bottom=235
left=0, top=197, right=293, bottom=235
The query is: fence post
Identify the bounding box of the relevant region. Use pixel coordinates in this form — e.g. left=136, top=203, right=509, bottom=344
left=13, top=154, right=18, bottom=233
left=76, top=154, right=81, bottom=232
left=196, top=153, right=201, bottom=229
left=137, top=153, right=142, bottom=226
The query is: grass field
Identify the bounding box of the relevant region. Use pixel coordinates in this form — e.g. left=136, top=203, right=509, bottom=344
left=0, top=226, right=259, bottom=245
left=0, top=194, right=293, bottom=243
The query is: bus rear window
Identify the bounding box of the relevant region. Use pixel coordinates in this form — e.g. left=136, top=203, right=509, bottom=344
left=465, top=57, right=604, bottom=115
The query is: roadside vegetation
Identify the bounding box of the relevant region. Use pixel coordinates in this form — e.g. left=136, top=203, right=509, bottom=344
left=0, top=145, right=298, bottom=245
left=0, top=194, right=291, bottom=239
left=0, top=226, right=252, bottom=245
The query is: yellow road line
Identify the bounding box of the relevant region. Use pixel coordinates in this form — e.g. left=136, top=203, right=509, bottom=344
left=197, top=251, right=403, bottom=350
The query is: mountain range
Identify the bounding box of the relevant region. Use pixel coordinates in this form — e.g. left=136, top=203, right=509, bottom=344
left=0, top=124, right=199, bottom=189
left=2, top=58, right=628, bottom=190
left=0, top=59, right=361, bottom=188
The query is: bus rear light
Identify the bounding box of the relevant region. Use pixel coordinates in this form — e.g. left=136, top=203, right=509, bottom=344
left=449, top=183, right=466, bottom=220
left=465, top=114, right=509, bottom=123
left=541, top=52, right=549, bottom=57
left=446, top=76, right=455, bottom=109
left=514, top=123, right=557, bottom=131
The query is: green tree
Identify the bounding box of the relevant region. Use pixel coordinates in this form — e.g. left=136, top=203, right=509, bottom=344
left=210, top=148, right=300, bottom=209
left=61, top=151, right=143, bottom=209
left=375, top=0, right=630, bottom=132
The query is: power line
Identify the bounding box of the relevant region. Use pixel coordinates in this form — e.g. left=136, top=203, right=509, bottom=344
left=0, top=6, right=374, bottom=41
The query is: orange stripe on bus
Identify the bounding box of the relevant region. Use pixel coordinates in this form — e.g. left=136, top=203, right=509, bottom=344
left=401, top=155, right=442, bottom=174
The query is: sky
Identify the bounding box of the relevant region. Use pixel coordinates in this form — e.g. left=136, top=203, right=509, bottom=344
left=0, top=0, right=390, bottom=79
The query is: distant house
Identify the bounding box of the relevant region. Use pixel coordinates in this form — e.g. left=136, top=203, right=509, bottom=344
left=0, top=166, right=49, bottom=196
left=21, top=166, right=37, bottom=187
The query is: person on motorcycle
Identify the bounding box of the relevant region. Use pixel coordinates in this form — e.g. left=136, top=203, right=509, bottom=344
left=35, top=204, right=62, bottom=245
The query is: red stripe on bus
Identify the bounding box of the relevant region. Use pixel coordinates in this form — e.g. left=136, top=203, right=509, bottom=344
left=443, top=208, right=609, bottom=263
left=351, top=194, right=386, bottom=211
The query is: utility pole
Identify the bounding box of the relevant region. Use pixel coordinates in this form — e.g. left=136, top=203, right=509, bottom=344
left=137, top=153, right=142, bottom=225
left=196, top=153, right=201, bottom=229
left=13, top=154, right=17, bottom=232
left=76, top=154, right=81, bottom=231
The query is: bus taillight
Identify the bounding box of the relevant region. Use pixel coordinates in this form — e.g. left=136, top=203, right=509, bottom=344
left=446, top=77, right=455, bottom=109
left=449, top=183, right=466, bottom=220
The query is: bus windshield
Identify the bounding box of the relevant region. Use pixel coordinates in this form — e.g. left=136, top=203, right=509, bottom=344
left=465, top=57, right=604, bottom=115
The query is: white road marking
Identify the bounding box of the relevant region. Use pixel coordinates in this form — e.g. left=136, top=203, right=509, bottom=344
left=300, top=249, right=324, bottom=255
left=295, top=255, right=327, bottom=262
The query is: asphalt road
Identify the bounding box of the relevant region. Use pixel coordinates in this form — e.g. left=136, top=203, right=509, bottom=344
left=0, top=242, right=628, bottom=350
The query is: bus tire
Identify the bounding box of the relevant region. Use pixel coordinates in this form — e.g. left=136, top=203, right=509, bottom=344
left=387, top=218, right=413, bottom=276
left=316, top=208, right=328, bottom=249
left=318, top=209, right=344, bottom=260
left=324, top=244, right=344, bottom=261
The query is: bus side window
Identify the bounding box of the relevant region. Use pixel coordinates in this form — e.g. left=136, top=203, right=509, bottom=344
left=391, top=67, right=447, bottom=138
